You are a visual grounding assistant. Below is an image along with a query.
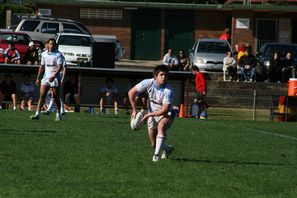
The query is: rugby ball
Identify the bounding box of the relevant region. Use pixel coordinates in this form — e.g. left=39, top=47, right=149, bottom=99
left=130, top=111, right=144, bottom=131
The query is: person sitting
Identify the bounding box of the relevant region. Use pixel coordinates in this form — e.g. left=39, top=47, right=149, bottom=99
left=281, top=52, right=296, bottom=83
left=99, top=78, right=119, bottom=114
left=123, top=78, right=147, bottom=115
left=162, top=48, right=179, bottom=71
left=19, top=73, right=35, bottom=111
left=177, top=49, right=190, bottom=71
left=4, top=42, right=21, bottom=64
left=63, top=74, right=79, bottom=112
left=223, top=51, right=237, bottom=81
left=0, top=74, right=17, bottom=110
left=239, top=48, right=256, bottom=82
left=267, top=51, right=282, bottom=83
left=25, top=41, right=39, bottom=65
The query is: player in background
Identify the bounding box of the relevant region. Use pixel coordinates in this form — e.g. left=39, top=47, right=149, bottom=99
left=128, top=65, right=175, bottom=162
left=30, top=38, right=63, bottom=121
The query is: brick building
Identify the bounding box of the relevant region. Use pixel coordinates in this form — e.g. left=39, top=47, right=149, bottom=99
left=23, top=0, right=297, bottom=60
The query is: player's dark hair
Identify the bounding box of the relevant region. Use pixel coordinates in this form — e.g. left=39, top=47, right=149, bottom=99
left=153, top=64, right=169, bottom=77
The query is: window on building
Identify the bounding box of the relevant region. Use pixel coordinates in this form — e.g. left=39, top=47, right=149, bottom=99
left=80, top=8, right=123, bottom=20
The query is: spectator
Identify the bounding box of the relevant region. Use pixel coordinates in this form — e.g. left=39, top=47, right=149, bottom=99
left=239, top=48, right=256, bottom=82
left=99, top=78, right=119, bottom=114
left=123, top=78, right=147, bottom=115
left=63, top=74, right=79, bottom=112
left=281, top=52, right=296, bottom=83
left=19, top=73, right=35, bottom=111
left=267, top=51, right=282, bottom=83
left=162, top=48, right=179, bottom=70
left=25, top=41, right=39, bottom=65
left=219, top=28, right=231, bottom=43
left=191, top=66, right=208, bottom=119
left=4, top=42, right=21, bottom=64
left=223, top=51, right=237, bottom=81
left=177, top=49, right=190, bottom=71
left=0, top=73, right=17, bottom=110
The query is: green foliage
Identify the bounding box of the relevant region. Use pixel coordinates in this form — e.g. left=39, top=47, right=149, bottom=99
left=0, top=110, right=296, bottom=197
left=0, top=4, right=32, bottom=28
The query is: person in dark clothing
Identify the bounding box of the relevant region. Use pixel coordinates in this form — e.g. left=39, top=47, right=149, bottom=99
left=0, top=74, right=17, bottom=110
left=25, top=41, right=39, bottom=65
left=268, top=51, right=282, bottom=83
left=281, top=52, right=296, bottom=83
left=239, top=49, right=257, bottom=82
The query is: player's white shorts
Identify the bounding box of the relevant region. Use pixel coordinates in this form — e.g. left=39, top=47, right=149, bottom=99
left=147, top=111, right=175, bottom=130
left=41, top=78, right=59, bottom=88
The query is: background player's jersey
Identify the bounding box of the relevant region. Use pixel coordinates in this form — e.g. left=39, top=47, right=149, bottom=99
left=136, top=78, right=173, bottom=113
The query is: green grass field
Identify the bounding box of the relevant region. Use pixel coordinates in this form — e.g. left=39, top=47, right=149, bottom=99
left=0, top=109, right=296, bottom=198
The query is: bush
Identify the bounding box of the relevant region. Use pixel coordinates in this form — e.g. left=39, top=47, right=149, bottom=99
left=0, top=4, right=32, bottom=28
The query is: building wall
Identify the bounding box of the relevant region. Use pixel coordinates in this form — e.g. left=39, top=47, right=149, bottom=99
left=34, top=4, right=295, bottom=59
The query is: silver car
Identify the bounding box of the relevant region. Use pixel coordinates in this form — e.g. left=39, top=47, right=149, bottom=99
left=189, top=38, right=232, bottom=71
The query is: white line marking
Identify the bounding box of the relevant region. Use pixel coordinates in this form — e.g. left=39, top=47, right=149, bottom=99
left=211, top=122, right=297, bottom=141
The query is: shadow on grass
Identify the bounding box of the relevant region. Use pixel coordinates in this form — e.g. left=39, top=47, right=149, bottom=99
left=0, top=129, right=59, bottom=135
left=171, top=157, right=285, bottom=166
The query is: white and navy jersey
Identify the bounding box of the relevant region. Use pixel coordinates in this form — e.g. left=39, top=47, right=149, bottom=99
left=41, top=50, right=63, bottom=81
left=136, top=78, right=173, bottom=113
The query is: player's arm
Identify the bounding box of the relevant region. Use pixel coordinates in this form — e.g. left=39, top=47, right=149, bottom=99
left=143, top=103, right=170, bottom=121
left=35, top=64, right=44, bottom=86
left=128, top=86, right=138, bottom=118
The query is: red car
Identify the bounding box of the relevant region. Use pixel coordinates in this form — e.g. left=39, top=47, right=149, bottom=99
left=0, top=30, right=43, bottom=63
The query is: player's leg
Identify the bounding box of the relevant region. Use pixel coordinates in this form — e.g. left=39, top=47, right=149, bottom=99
left=11, top=93, right=17, bottom=110
left=52, top=87, right=62, bottom=121
left=113, top=96, right=119, bottom=115
left=31, top=84, right=49, bottom=119
left=99, top=96, right=105, bottom=113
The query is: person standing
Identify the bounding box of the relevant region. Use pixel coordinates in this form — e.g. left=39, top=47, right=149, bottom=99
left=128, top=65, right=175, bottom=162
left=219, top=28, right=231, bottom=43
left=30, top=38, right=63, bottom=121
left=191, top=66, right=208, bottom=119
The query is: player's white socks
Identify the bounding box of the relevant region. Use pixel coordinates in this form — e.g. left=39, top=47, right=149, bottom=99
left=35, top=110, right=40, bottom=116
left=60, top=98, right=65, bottom=114
left=154, top=135, right=169, bottom=156
left=47, top=98, right=54, bottom=111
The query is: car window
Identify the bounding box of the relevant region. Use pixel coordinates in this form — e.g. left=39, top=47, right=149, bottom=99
left=41, top=22, right=59, bottom=34
left=197, top=41, right=230, bottom=54
left=20, top=20, right=40, bottom=31
left=62, top=23, right=84, bottom=34
left=57, top=35, right=91, bottom=46
left=0, top=33, right=31, bottom=45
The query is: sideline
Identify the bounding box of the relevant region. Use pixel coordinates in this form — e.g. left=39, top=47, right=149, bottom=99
left=212, top=122, right=297, bottom=141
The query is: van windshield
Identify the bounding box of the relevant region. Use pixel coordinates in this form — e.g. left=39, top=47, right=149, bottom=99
left=197, top=41, right=230, bottom=54
left=57, top=35, right=91, bottom=46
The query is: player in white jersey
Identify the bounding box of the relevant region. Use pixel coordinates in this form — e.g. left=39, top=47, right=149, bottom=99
left=128, top=65, right=175, bottom=162
left=31, top=38, right=63, bottom=121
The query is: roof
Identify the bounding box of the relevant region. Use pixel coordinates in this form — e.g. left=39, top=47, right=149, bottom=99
left=23, top=0, right=297, bottom=12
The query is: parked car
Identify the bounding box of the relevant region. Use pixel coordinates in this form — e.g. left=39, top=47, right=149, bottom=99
left=189, top=38, right=233, bottom=71
left=92, top=34, right=125, bottom=60
left=55, top=33, right=92, bottom=66
left=0, top=30, right=43, bottom=63
left=15, top=17, right=91, bottom=44
left=256, top=42, right=297, bottom=81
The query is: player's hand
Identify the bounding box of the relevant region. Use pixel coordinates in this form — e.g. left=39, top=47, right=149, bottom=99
left=35, top=79, right=40, bottom=86
left=141, top=113, right=151, bottom=122
left=131, top=110, right=137, bottom=119
left=49, top=76, right=55, bottom=82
